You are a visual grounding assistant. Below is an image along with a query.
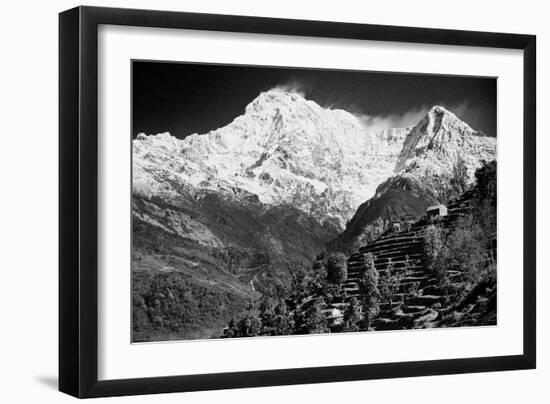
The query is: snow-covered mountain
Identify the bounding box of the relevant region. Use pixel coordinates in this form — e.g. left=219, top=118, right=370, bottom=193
left=395, top=105, right=495, bottom=184
left=133, top=90, right=496, bottom=231
left=134, top=89, right=409, bottom=230
left=328, top=106, right=497, bottom=253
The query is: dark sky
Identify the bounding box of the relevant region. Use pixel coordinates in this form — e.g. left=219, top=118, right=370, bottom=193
left=132, top=61, right=497, bottom=139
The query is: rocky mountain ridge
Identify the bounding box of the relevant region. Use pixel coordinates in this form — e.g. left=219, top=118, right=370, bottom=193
left=328, top=105, right=496, bottom=252
left=135, top=90, right=409, bottom=230
left=134, top=90, right=495, bottom=233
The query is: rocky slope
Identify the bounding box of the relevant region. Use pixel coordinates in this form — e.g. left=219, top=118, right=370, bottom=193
left=329, top=176, right=438, bottom=252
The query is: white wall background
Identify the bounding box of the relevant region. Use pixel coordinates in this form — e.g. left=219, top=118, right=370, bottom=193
left=0, top=0, right=546, bottom=402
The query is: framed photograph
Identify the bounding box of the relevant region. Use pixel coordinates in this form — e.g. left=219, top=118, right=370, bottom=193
left=59, top=6, right=536, bottom=398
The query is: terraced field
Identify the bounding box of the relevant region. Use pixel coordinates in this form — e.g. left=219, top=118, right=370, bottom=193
left=324, top=191, right=491, bottom=331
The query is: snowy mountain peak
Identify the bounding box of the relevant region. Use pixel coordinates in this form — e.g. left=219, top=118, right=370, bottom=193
left=246, top=89, right=308, bottom=111
left=133, top=94, right=495, bottom=230
left=243, top=89, right=321, bottom=123
left=242, top=89, right=360, bottom=132
left=395, top=105, right=495, bottom=181
left=428, top=105, right=452, bottom=115
left=425, top=105, right=455, bottom=126
left=413, top=105, right=474, bottom=136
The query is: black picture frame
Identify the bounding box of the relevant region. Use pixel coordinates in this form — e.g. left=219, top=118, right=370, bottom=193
left=59, top=5, right=536, bottom=398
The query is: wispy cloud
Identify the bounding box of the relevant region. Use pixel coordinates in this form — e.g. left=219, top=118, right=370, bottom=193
left=269, top=79, right=479, bottom=132
left=358, top=107, right=429, bottom=133
left=358, top=101, right=476, bottom=133
left=269, top=79, right=309, bottom=98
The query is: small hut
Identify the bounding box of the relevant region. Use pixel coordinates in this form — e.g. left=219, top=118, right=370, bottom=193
left=391, top=222, right=401, bottom=233
left=323, top=308, right=344, bottom=327
left=426, top=204, right=448, bottom=218
left=401, top=214, right=416, bottom=231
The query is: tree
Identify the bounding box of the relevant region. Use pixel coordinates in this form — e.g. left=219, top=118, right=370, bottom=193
left=423, top=225, right=445, bottom=273
left=255, top=295, right=296, bottom=336
left=326, top=252, right=348, bottom=286
left=223, top=318, right=239, bottom=338
left=474, top=160, right=497, bottom=207
left=435, top=215, right=489, bottom=294
left=449, top=156, right=469, bottom=198
left=272, top=301, right=295, bottom=335
left=423, top=223, right=456, bottom=300
left=343, top=297, right=362, bottom=331
left=258, top=296, right=277, bottom=335
left=233, top=312, right=262, bottom=337
left=287, top=265, right=309, bottom=308
left=312, top=252, right=327, bottom=274
left=305, top=298, right=328, bottom=334
left=473, top=160, right=497, bottom=250
left=379, top=260, right=400, bottom=308
left=358, top=253, right=380, bottom=329
left=436, top=156, right=470, bottom=203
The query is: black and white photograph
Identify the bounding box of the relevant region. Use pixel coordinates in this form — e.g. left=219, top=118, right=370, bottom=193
left=131, top=62, right=497, bottom=342
left=1, top=0, right=545, bottom=402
